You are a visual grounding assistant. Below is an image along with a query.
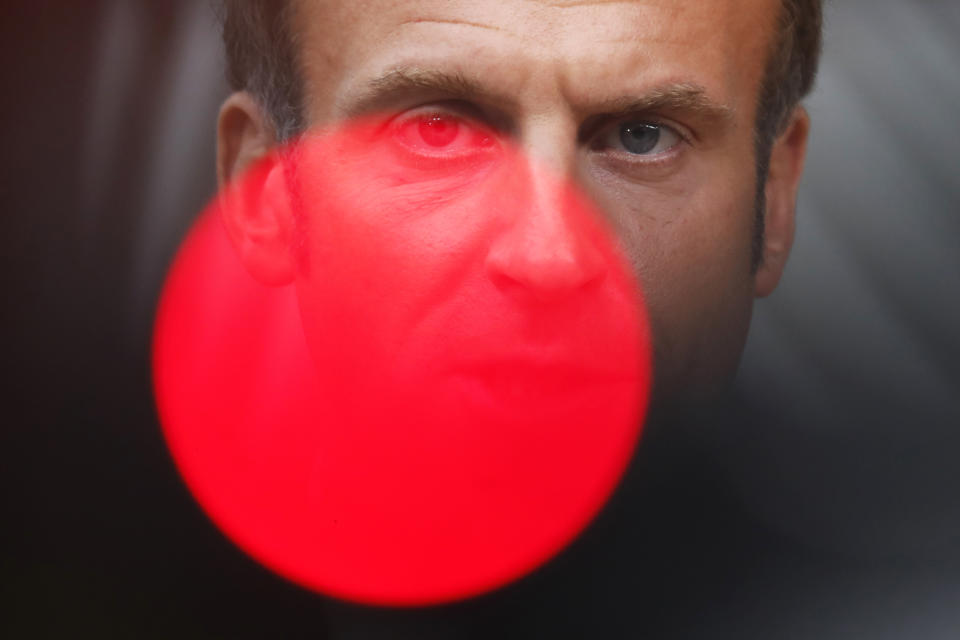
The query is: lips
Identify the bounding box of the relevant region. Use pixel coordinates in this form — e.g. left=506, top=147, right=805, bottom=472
left=450, top=356, right=636, bottom=406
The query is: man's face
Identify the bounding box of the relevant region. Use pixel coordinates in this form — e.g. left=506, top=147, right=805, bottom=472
left=286, top=0, right=781, bottom=407
left=202, top=0, right=807, bottom=601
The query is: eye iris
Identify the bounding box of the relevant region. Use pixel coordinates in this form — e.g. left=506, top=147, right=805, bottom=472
left=418, top=115, right=459, bottom=147
left=619, top=123, right=661, bottom=154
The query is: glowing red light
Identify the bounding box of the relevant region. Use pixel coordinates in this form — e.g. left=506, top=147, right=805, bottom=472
left=419, top=114, right=460, bottom=147
left=153, top=117, right=651, bottom=605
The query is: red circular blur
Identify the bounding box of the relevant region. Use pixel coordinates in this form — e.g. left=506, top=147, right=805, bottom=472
left=153, top=120, right=651, bottom=606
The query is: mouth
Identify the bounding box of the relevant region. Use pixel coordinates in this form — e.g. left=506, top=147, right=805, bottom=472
left=450, top=358, right=635, bottom=406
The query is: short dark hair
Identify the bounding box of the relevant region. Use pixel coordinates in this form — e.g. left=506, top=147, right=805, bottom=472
left=750, top=0, right=823, bottom=267
left=219, top=0, right=821, bottom=144
left=757, top=0, right=823, bottom=144
left=218, top=0, right=822, bottom=268
left=218, top=2, right=304, bottom=141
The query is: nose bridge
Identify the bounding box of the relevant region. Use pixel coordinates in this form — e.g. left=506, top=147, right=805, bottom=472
left=522, top=108, right=578, bottom=176
left=520, top=161, right=579, bottom=256
left=485, top=133, right=605, bottom=301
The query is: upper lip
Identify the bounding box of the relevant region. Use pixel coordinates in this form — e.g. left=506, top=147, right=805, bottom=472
left=452, top=356, right=633, bottom=383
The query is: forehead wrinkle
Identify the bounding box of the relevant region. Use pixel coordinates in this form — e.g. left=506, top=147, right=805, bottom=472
left=533, top=0, right=647, bottom=7
left=399, top=17, right=512, bottom=35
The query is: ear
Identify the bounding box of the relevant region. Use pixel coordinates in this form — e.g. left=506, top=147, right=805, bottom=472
left=754, top=106, right=810, bottom=298
left=216, top=92, right=295, bottom=286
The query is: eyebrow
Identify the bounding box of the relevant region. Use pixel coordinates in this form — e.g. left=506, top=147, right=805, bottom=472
left=586, top=83, right=735, bottom=127
left=340, top=68, right=515, bottom=117
left=340, top=68, right=734, bottom=129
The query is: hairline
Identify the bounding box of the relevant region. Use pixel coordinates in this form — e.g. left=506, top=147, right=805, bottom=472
left=233, top=0, right=819, bottom=270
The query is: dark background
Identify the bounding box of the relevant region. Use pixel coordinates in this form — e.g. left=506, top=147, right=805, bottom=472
left=3, top=1, right=959, bottom=637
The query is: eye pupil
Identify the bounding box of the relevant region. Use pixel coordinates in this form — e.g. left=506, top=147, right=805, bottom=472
left=419, top=115, right=460, bottom=147
left=619, top=122, right=660, bottom=154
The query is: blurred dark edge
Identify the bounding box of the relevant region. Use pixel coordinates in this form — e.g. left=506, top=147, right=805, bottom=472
left=2, top=1, right=959, bottom=638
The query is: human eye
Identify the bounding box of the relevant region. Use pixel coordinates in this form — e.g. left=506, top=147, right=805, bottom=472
left=389, top=107, right=497, bottom=159
left=593, top=120, right=684, bottom=159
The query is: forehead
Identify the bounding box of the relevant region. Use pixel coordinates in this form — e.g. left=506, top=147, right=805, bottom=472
left=293, top=0, right=778, bottom=123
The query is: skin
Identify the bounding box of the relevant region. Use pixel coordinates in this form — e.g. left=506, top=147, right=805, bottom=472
left=217, top=0, right=810, bottom=410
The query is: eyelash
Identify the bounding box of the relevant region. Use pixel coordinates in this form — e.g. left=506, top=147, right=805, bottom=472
left=386, top=104, right=691, bottom=168
left=589, top=119, right=689, bottom=165
left=388, top=107, right=497, bottom=156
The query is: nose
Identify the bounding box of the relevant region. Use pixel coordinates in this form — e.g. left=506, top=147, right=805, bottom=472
left=484, top=162, right=606, bottom=303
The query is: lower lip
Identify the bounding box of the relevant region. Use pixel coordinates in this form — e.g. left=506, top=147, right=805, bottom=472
left=449, top=365, right=633, bottom=411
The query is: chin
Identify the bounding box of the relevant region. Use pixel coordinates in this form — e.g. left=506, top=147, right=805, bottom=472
left=649, top=319, right=752, bottom=418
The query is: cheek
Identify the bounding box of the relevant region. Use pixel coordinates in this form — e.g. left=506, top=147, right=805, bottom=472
left=291, top=154, right=502, bottom=369
left=593, top=168, right=757, bottom=395
left=598, top=172, right=755, bottom=289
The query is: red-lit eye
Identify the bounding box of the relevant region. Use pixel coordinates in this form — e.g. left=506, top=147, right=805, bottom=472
left=418, top=115, right=460, bottom=147
left=392, top=110, right=495, bottom=158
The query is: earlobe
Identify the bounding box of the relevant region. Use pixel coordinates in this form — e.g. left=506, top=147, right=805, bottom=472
left=220, top=158, right=297, bottom=286
left=755, top=106, right=810, bottom=298
left=216, top=92, right=295, bottom=286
